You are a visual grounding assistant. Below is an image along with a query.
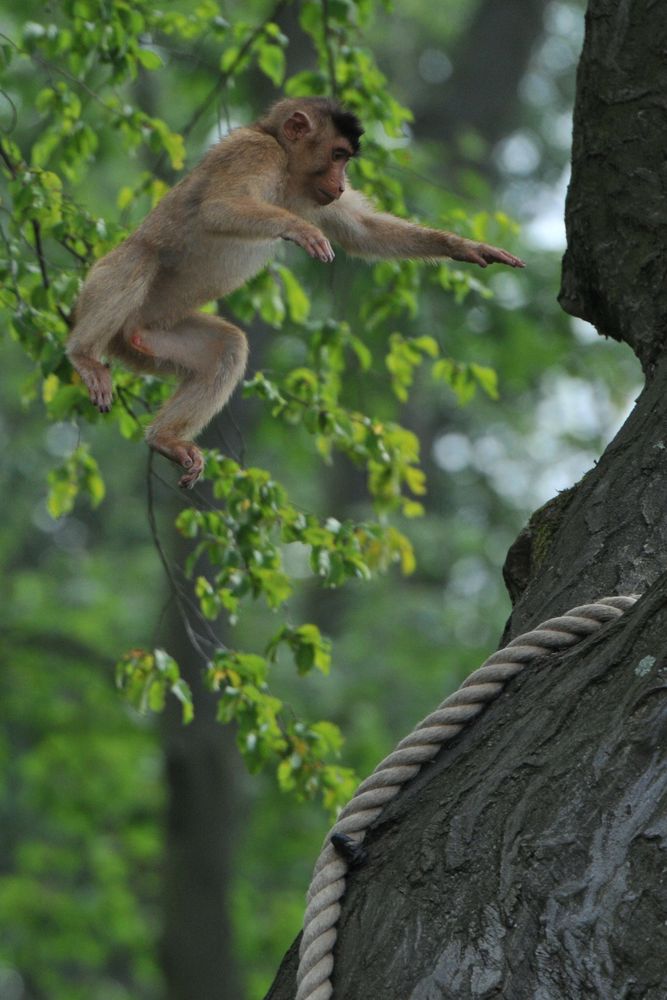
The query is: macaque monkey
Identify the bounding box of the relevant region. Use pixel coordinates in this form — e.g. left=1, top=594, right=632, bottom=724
left=68, top=97, right=524, bottom=487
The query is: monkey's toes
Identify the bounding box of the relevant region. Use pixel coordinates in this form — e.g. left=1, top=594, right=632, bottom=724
left=88, top=377, right=113, bottom=413
left=176, top=444, right=205, bottom=489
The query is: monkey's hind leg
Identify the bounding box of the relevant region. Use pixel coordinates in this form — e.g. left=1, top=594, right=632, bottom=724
left=68, top=304, right=115, bottom=411
left=67, top=247, right=157, bottom=413
left=120, top=314, right=248, bottom=488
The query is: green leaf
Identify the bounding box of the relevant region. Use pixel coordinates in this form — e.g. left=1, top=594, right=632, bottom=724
left=220, top=46, right=240, bottom=72
left=350, top=336, right=372, bottom=371
left=266, top=623, right=332, bottom=676
left=277, top=266, right=310, bottom=322
left=147, top=681, right=166, bottom=713
left=470, top=362, right=499, bottom=400
left=385, top=332, right=441, bottom=402
left=116, top=648, right=193, bottom=724
left=310, top=721, right=344, bottom=755
left=257, top=42, right=285, bottom=86
left=136, top=47, right=163, bottom=70
left=46, top=445, right=105, bottom=517
left=299, top=2, right=323, bottom=38
left=412, top=335, right=439, bottom=358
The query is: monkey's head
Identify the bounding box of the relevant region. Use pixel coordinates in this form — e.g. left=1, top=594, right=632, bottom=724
left=258, top=97, right=364, bottom=206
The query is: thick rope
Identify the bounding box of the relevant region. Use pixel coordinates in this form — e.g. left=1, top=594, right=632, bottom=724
left=295, top=594, right=639, bottom=1000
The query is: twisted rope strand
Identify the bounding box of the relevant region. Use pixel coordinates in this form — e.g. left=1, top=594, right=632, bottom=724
left=295, top=594, right=638, bottom=1000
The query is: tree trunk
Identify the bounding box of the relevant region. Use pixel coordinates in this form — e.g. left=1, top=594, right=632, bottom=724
left=416, top=0, right=550, bottom=154
left=161, top=673, right=244, bottom=1000
left=266, top=2, right=667, bottom=996
left=559, top=0, right=667, bottom=375
left=160, top=514, right=245, bottom=1000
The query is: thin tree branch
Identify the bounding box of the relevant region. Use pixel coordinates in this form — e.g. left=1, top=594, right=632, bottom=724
left=0, top=86, right=18, bottom=134
left=30, top=217, right=72, bottom=326
left=321, top=0, right=339, bottom=97
left=0, top=137, right=17, bottom=177
left=178, top=0, right=290, bottom=142
left=31, top=219, right=50, bottom=289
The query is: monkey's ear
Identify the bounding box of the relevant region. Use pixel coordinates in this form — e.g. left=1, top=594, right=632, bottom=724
left=282, top=110, right=314, bottom=141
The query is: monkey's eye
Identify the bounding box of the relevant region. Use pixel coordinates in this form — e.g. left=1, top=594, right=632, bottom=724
left=332, top=148, right=350, bottom=162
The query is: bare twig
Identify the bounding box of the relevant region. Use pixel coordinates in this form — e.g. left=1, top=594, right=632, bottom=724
left=146, top=450, right=225, bottom=661
left=30, top=217, right=72, bottom=325
left=0, top=86, right=18, bottom=134
left=0, top=137, right=17, bottom=177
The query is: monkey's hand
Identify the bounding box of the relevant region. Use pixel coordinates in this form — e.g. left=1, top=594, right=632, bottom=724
left=454, top=240, right=525, bottom=269
left=73, top=356, right=114, bottom=413
left=282, top=223, right=335, bottom=263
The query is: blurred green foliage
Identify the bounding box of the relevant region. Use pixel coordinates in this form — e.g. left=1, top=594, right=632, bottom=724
left=0, top=0, right=511, bottom=804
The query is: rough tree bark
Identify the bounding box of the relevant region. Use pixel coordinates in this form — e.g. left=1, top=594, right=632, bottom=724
left=266, top=2, right=667, bottom=997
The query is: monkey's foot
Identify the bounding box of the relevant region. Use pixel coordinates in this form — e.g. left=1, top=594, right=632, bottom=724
left=74, top=358, right=113, bottom=412
left=149, top=437, right=205, bottom=489
left=176, top=444, right=205, bottom=488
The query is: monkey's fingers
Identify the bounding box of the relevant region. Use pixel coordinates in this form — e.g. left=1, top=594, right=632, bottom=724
left=284, top=227, right=335, bottom=263
left=480, top=244, right=526, bottom=268
left=306, top=235, right=335, bottom=263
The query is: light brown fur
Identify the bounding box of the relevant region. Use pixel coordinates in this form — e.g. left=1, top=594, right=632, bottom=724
left=67, top=97, right=524, bottom=487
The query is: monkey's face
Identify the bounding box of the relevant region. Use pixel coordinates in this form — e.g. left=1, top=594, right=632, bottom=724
left=308, top=131, right=354, bottom=205
left=282, top=112, right=354, bottom=206
left=308, top=132, right=353, bottom=205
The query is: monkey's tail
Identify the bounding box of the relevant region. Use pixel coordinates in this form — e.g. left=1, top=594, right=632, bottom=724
left=67, top=245, right=159, bottom=361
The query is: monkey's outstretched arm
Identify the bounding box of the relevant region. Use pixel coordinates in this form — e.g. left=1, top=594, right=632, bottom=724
left=320, top=189, right=525, bottom=268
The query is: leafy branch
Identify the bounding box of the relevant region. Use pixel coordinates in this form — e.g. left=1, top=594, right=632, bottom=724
left=0, top=0, right=510, bottom=812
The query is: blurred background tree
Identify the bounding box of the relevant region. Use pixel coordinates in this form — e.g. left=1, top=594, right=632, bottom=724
left=0, top=1, right=639, bottom=998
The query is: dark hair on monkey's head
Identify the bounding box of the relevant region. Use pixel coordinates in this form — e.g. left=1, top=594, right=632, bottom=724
left=319, top=98, right=364, bottom=155
left=258, top=96, right=364, bottom=155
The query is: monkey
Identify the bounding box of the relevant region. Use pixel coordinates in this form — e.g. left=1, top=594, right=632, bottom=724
left=67, top=97, right=525, bottom=488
